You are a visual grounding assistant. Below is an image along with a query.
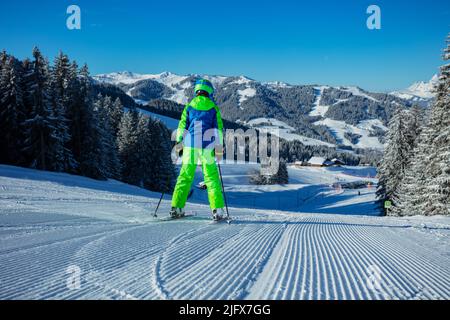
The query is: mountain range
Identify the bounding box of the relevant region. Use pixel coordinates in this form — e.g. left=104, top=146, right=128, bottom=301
left=93, top=72, right=437, bottom=150
left=390, top=74, right=438, bottom=107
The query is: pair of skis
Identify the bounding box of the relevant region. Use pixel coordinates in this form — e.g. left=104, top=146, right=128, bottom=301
left=152, top=164, right=231, bottom=224
left=153, top=212, right=231, bottom=224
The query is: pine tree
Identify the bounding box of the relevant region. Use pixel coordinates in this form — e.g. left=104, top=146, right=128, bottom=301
left=377, top=108, right=409, bottom=199
left=22, top=47, right=57, bottom=171
left=94, top=94, right=121, bottom=179
left=135, top=114, right=153, bottom=188
left=250, top=158, right=289, bottom=185
left=0, top=56, right=26, bottom=165
left=0, top=50, right=7, bottom=72
left=421, top=34, right=450, bottom=215
left=109, top=97, right=124, bottom=136
left=391, top=34, right=450, bottom=216
left=274, top=159, right=289, bottom=184
left=117, top=109, right=140, bottom=185
left=146, top=119, right=176, bottom=192
left=48, top=51, right=76, bottom=172
left=76, top=64, right=107, bottom=179
left=391, top=126, right=429, bottom=216
left=101, top=95, right=123, bottom=137
left=376, top=107, right=414, bottom=206
left=65, top=60, right=83, bottom=164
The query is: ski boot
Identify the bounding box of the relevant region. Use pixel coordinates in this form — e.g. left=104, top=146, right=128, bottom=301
left=211, top=208, right=224, bottom=222
left=169, top=207, right=185, bottom=219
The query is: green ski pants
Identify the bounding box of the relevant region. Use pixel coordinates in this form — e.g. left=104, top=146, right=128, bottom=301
left=171, top=147, right=225, bottom=209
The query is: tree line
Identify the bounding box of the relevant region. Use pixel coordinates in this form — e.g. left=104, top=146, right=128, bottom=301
left=0, top=48, right=176, bottom=193
left=377, top=35, right=450, bottom=216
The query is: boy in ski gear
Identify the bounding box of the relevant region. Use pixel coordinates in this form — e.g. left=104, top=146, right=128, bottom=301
left=170, top=79, right=225, bottom=219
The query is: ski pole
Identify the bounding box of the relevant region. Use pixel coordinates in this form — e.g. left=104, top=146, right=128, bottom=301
left=153, top=144, right=181, bottom=217
left=217, top=163, right=230, bottom=219
left=153, top=192, right=164, bottom=217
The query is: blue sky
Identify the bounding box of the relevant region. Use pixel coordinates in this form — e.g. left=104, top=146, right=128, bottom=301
left=1, top=0, right=449, bottom=91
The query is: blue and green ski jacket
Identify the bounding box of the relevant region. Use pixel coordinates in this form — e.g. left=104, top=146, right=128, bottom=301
left=176, top=95, right=224, bottom=149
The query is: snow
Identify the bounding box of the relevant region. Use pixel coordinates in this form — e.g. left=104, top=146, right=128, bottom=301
left=93, top=71, right=158, bottom=85
left=391, top=75, right=438, bottom=101
left=237, top=87, right=256, bottom=106
left=94, top=71, right=187, bottom=87
left=137, top=108, right=179, bottom=130
left=308, top=156, right=328, bottom=165
left=244, top=118, right=335, bottom=147
left=95, top=72, right=243, bottom=106
left=205, top=75, right=228, bottom=87
left=263, top=81, right=292, bottom=89
left=247, top=118, right=295, bottom=130
left=1, top=164, right=449, bottom=300
left=314, top=118, right=386, bottom=150
left=94, top=71, right=191, bottom=105
left=231, top=76, right=253, bottom=85
left=309, top=86, right=330, bottom=117
left=358, top=119, right=388, bottom=132
left=151, top=72, right=190, bottom=105
left=340, top=86, right=380, bottom=103
left=308, top=88, right=386, bottom=149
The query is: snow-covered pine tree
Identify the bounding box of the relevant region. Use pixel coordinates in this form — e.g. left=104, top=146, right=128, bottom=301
left=407, top=105, right=425, bottom=146
left=274, top=159, right=289, bottom=185
left=20, top=57, right=34, bottom=149
left=390, top=107, right=428, bottom=216
left=390, top=104, right=426, bottom=215
left=0, top=50, right=7, bottom=72
left=75, top=64, right=107, bottom=179
left=94, top=94, right=121, bottom=179
left=146, top=119, right=176, bottom=193
left=376, top=107, right=414, bottom=207
left=48, top=51, right=76, bottom=172
left=109, top=98, right=124, bottom=136
left=117, top=108, right=140, bottom=185
left=391, top=125, right=430, bottom=216
left=22, top=47, right=57, bottom=171
left=135, top=114, right=153, bottom=188
left=420, top=34, right=450, bottom=215
left=100, top=95, right=123, bottom=138
left=250, top=158, right=288, bottom=185
left=0, top=56, right=26, bottom=165
left=65, top=60, right=83, bottom=164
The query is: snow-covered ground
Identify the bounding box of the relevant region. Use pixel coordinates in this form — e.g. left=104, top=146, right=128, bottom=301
left=137, top=108, right=179, bottom=130
left=314, top=118, right=386, bottom=150
left=242, top=118, right=335, bottom=147
left=307, top=86, right=388, bottom=150
left=309, top=86, right=331, bottom=117
left=237, top=87, right=257, bottom=106
left=0, top=164, right=449, bottom=300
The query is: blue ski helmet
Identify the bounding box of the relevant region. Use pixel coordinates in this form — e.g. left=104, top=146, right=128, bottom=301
left=194, top=79, right=214, bottom=96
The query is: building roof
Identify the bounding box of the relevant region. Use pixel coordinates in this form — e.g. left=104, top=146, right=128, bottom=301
left=331, top=158, right=345, bottom=164
left=308, top=156, right=328, bottom=165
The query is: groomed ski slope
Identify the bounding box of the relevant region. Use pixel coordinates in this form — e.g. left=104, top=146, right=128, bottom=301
left=0, top=164, right=449, bottom=300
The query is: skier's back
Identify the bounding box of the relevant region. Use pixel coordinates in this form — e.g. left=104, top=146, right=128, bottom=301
left=170, top=79, right=225, bottom=221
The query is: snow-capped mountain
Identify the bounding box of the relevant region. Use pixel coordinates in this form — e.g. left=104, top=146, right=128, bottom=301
left=94, top=71, right=159, bottom=85
left=94, top=71, right=232, bottom=104
left=93, top=71, right=415, bottom=150
left=390, top=75, right=438, bottom=106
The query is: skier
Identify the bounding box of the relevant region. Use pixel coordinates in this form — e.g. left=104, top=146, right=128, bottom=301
left=170, top=79, right=225, bottom=221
